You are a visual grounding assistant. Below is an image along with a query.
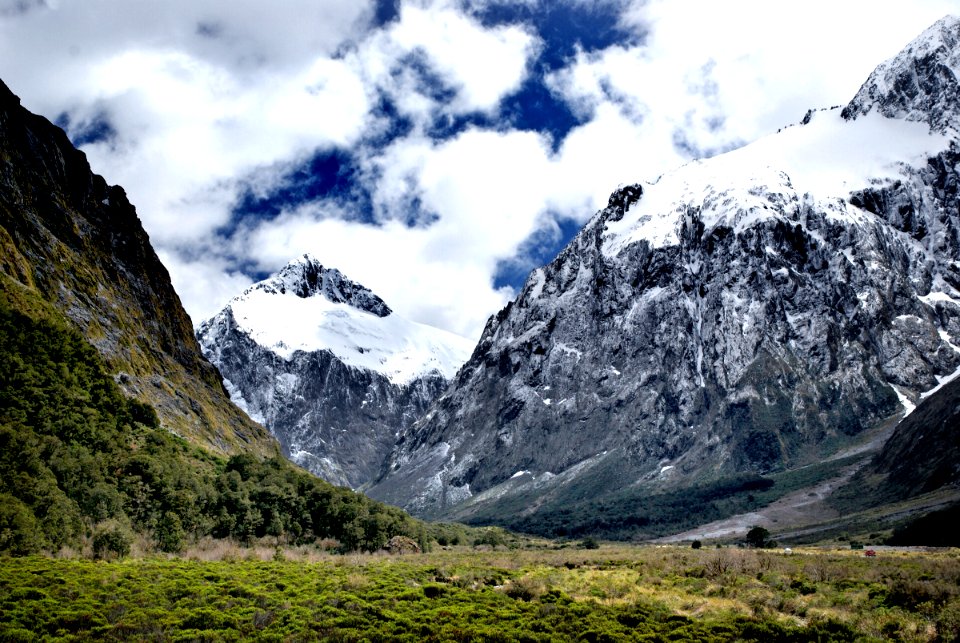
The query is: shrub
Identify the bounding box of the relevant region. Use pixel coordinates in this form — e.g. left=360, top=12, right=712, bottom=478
left=126, top=398, right=159, bottom=428
left=579, top=537, right=600, bottom=550
left=885, top=579, right=956, bottom=611
left=936, top=600, right=960, bottom=642
left=691, top=540, right=702, bottom=550
left=504, top=576, right=544, bottom=602
left=746, top=526, right=771, bottom=548
left=92, top=521, right=132, bottom=560
left=155, top=511, right=186, bottom=553
left=0, top=494, right=44, bottom=555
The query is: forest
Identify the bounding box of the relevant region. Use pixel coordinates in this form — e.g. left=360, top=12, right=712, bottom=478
left=0, top=298, right=455, bottom=556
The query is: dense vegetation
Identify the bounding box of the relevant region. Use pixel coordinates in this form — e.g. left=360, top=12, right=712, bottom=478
left=2, top=545, right=958, bottom=641
left=459, top=457, right=857, bottom=540
left=0, top=298, right=438, bottom=555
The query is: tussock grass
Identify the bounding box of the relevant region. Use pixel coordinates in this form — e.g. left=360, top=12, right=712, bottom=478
left=2, top=543, right=958, bottom=640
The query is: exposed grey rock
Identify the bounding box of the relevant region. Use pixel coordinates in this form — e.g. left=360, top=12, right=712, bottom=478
left=253, top=254, right=392, bottom=317
left=843, top=15, right=960, bottom=133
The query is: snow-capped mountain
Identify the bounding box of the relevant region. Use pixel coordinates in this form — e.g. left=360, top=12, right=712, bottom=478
left=367, top=15, right=960, bottom=526
left=197, top=254, right=473, bottom=487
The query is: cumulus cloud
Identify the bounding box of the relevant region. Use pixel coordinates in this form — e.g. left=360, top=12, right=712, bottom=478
left=389, top=2, right=538, bottom=114
left=1, top=0, right=956, bottom=341
left=602, top=0, right=960, bottom=157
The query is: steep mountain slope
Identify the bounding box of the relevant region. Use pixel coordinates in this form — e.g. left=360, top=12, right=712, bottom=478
left=836, top=374, right=960, bottom=508
left=368, top=15, right=960, bottom=528
left=0, top=79, right=276, bottom=457
left=197, top=255, right=473, bottom=488
left=0, top=79, right=461, bottom=558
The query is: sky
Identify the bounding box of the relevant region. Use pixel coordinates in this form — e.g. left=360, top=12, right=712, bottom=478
left=0, top=0, right=955, bottom=340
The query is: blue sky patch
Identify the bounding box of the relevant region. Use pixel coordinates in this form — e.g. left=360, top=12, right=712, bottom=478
left=474, top=1, right=642, bottom=71
left=499, top=76, right=582, bottom=150
left=368, top=91, right=415, bottom=148
left=230, top=148, right=374, bottom=230
left=372, top=0, right=400, bottom=28
left=493, top=216, right=583, bottom=291
left=57, top=110, right=117, bottom=148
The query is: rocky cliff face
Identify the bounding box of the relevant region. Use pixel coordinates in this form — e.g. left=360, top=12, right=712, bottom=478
left=0, top=79, right=276, bottom=457
left=367, top=15, right=960, bottom=521
left=197, top=255, right=473, bottom=488
left=843, top=15, right=960, bottom=133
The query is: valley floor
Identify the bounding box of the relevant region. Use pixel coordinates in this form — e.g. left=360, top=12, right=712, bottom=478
left=2, top=543, right=958, bottom=641
left=658, top=415, right=960, bottom=546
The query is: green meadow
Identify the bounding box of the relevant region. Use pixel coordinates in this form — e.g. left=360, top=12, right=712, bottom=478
left=2, top=544, right=958, bottom=641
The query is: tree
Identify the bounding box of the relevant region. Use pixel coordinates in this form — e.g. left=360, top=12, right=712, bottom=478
left=746, top=526, right=771, bottom=548
left=0, top=494, right=43, bottom=555
left=155, top=511, right=186, bottom=553
left=92, top=520, right=132, bottom=560
left=579, top=536, right=600, bottom=550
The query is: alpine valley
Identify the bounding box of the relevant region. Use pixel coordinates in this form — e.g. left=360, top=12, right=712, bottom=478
left=2, top=10, right=959, bottom=554
left=0, top=78, right=436, bottom=557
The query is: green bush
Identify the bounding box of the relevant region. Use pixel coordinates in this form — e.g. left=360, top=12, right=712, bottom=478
left=0, top=493, right=43, bottom=554
left=746, top=526, right=771, bottom=548
left=579, top=537, right=600, bottom=550
left=92, top=520, right=132, bottom=560
left=155, top=511, right=186, bottom=553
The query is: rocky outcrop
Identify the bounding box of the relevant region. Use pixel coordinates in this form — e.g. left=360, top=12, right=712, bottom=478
left=254, top=257, right=392, bottom=317
left=0, top=78, right=277, bottom=457
left=367, top=16, right=960, bottom=522
left=843, top=15, right=960, bottom=133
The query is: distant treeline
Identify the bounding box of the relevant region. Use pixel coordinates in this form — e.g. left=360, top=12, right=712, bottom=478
left=492, top=475, right=777, bottom=540
left=0, top=299, right=471, bottom=556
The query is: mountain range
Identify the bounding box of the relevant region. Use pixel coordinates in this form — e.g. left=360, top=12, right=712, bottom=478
left=0, top=73, right=445, bottom=557
left=358, top=14, right=960, bottom=533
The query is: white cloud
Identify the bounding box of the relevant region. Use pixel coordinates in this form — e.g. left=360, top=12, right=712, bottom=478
left=389, top=2, right=538, bottom=114
left=0, top=1, right=376, bottom=247
left=229, top=116, right=682, bottom=337
left=609, top=0, right=960, bottom=154
left=159, top=250, right=255, bottom=327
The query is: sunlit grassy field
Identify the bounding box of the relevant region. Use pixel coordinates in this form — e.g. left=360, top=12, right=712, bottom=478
left=2, top=543, right=958, bottom=641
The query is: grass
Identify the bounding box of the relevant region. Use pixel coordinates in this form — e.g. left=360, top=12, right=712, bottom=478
left=2, top=543, right=958, bottom=641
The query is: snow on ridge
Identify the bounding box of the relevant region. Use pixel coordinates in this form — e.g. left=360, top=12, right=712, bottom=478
left=601, top=111, right=951, bottom=258
left=241, top=253, right=392, bottom=317
left=225, top=274, right=474, bottom=386
left=890, top=384, right=916, bottom=418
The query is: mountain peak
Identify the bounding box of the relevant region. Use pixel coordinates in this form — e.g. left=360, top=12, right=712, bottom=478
left=200, top=255, right=474, bottom=386
left=248, top=254, right=392, bottom=318
left=843, top=14, right=960, bottom=132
